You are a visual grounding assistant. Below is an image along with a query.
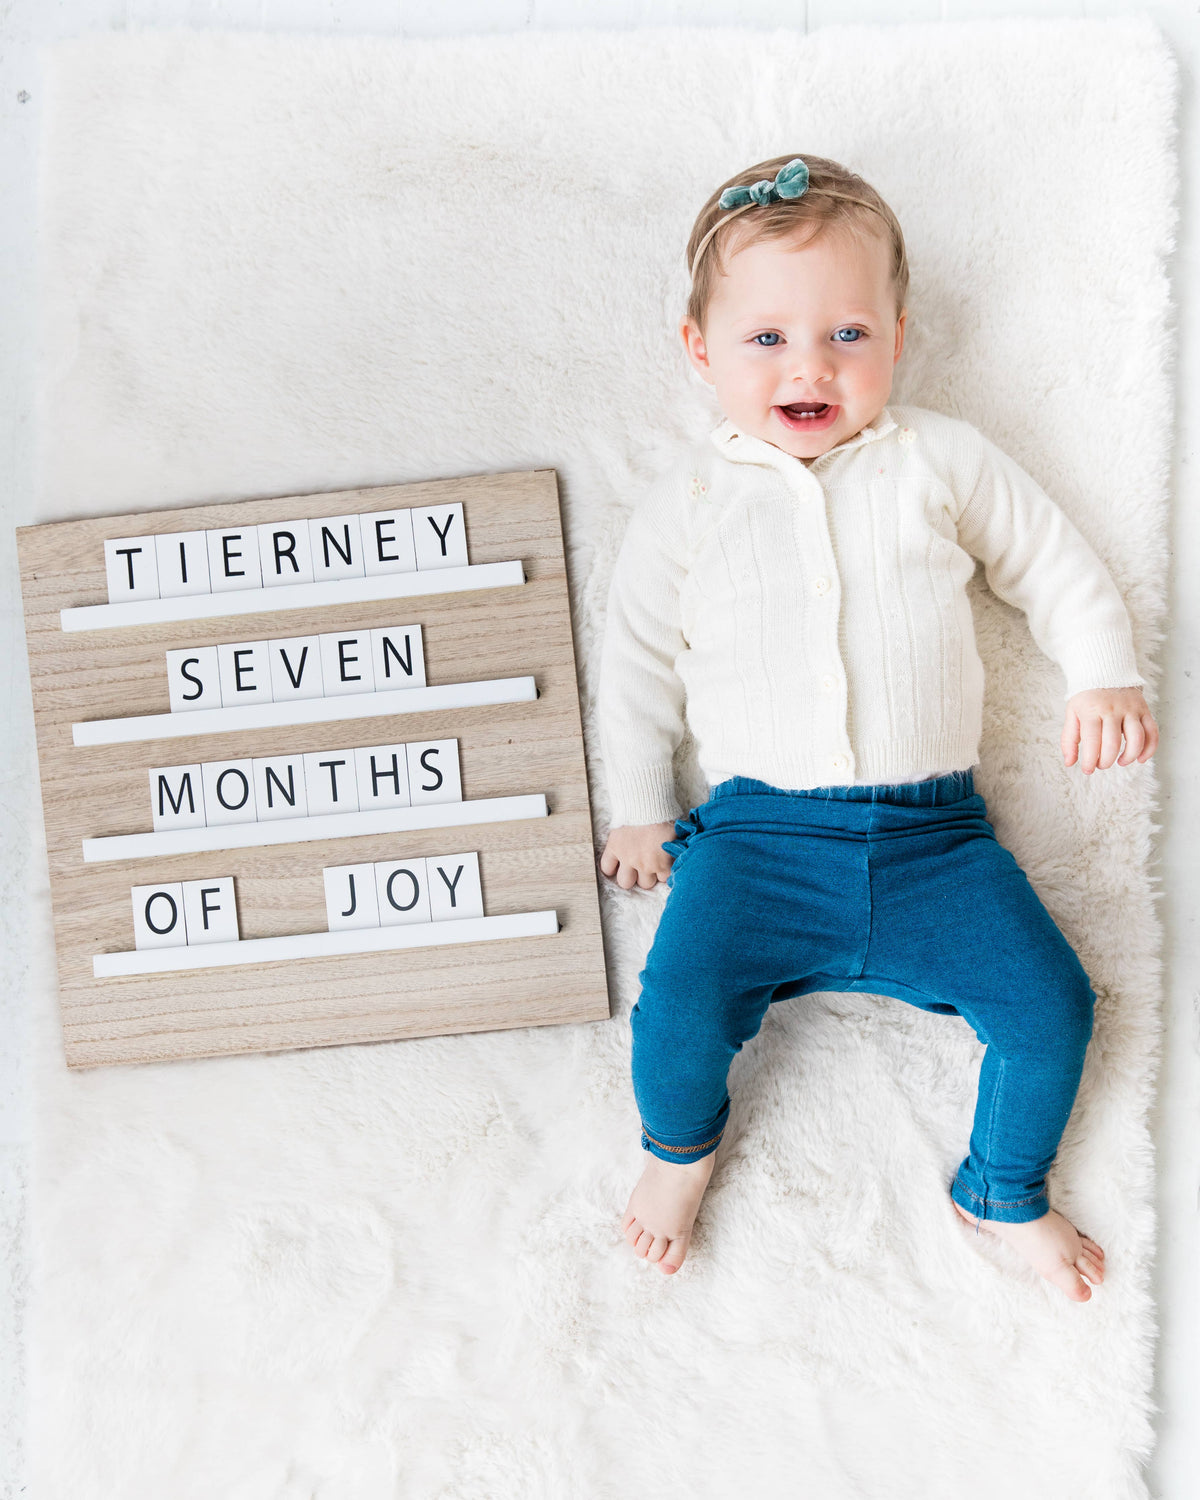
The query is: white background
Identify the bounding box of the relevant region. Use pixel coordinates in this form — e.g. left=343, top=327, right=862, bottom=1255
left=1, top=2, right=1196, bottom=1496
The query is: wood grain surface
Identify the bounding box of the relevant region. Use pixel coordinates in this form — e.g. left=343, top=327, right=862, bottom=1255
left=17, top=469, right=611, bottom=1067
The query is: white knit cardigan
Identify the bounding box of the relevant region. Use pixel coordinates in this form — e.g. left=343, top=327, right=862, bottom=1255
left=598, top=403, right=1145, bottom=828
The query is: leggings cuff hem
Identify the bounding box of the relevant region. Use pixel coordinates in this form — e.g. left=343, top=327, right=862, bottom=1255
left=641, top=1128, right=723, bottom=1162
left=951, top=1175, right=1050, bottom=1224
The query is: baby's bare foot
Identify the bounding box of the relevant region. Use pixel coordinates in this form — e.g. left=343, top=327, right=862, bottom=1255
left=621, top=1151, right=717, bottom=1275
left=952, top=1198, right=1106, bottom=1301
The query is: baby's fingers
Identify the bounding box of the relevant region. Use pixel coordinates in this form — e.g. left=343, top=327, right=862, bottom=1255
left=652, top=853, right=676, bottom=887
left=1061, top=706, right=1081, bottom=767
left=1098, top=711, right=1124, bottom=770
left=1076, top=714, right=1103, bottom=774
left=599, top=851, right=636, bottom=890
left=1138, top=713, right=1159, bottom=762
left=607, top=856, right=668, bottom=891
left=1117, top=713, right=1145, bottom=766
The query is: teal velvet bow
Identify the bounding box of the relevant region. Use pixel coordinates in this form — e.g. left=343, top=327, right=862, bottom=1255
left=718, top=156, right=810, bottom=210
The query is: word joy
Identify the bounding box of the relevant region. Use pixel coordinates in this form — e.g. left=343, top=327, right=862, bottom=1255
left=323, top=853, right=484, bottom=932
left=104, top=503, right=468, bottom=603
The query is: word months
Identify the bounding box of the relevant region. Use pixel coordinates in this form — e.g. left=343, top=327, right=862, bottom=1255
left=151, top=739, right=461, bottom=830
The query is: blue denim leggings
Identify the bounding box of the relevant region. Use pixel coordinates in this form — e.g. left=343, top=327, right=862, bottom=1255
left=630, top=771, right=1096, bottom=1224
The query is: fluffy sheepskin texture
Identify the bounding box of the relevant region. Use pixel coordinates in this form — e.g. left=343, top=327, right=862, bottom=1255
left=27, top=21, right=1177, bottom=1499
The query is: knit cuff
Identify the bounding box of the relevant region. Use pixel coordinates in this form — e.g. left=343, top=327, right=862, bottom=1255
left=605, top=763, right=681, bottom=829
left=1056, top=627, right=1145, bottom=700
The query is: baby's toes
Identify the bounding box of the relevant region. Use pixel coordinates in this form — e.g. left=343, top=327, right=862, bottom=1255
left=1048, top=1257, right=1092, bottom=1301
left=644, top=1235, right=671, bottom=1264
left=658, top=1238, right=689, bottom=1275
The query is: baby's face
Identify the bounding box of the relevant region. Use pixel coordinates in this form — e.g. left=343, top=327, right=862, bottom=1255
left=681, top=223, right=905, bottom=462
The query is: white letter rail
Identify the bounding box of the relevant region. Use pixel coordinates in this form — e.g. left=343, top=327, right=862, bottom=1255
left=72, top=675, right=538, bottom=746
left=93, top=909, right=560, bottom=977
left=62, top=559, right=525, bottom=632
left=83, top=792, right=549, bottom=862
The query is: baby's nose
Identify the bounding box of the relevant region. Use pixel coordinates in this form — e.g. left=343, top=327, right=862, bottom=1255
left=785, top=348, right=835, bottom=384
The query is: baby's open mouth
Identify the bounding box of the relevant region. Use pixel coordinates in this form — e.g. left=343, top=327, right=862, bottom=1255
left=776, top=402, right=839, bottom=430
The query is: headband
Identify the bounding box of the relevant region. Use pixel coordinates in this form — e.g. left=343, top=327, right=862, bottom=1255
left=688, top=156, right=888, bottom=281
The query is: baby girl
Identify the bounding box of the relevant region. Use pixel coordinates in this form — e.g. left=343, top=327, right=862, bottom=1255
left=598, top=154, right=1159, bottom=1299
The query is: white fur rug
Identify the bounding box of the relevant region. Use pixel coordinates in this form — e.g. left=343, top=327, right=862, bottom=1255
left=25, top=20, right=1176, bottom=1498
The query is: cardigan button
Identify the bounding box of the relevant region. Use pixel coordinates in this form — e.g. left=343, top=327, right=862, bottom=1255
left=830, top=754, right=849, bottom=772
left=813, top=575, right=831, bottom=595
left=820, top=674, right=837, bottom=693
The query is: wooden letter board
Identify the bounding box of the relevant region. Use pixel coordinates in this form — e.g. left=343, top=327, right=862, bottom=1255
left=17, top=469, right=611, bottom=1068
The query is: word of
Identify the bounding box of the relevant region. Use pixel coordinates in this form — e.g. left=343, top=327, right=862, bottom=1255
left=104, top=504, right=467, bottom=603
left=324, top=853, right=483, bottom=931
left=132, top=876, right=238, bottom=951
left=166, top=623, right=423, bottom=713
left=151, top=739, right=461, bottom=831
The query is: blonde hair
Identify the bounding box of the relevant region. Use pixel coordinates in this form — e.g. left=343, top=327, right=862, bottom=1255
left=685, top=154, right=909, bottom=333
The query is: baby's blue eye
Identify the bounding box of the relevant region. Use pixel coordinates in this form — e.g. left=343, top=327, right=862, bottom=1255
left=751, top=328, right=864, bottom=347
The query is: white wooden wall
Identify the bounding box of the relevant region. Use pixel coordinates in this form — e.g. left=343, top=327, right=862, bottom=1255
left=1, top=3, right=1196, bottom=1496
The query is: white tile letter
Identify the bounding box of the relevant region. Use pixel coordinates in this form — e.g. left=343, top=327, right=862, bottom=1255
left=167, top=646, right=221, bottom=713
left=155, top=531, right=211, bottom=598
left=182, top=877, right=239, bottom=945
left=149, top=764, right=207, bottom=831
left=427, top=852, right=483, bottom=921
left=309, top=515, right=365, bottom=581
left=412, top=504, right=467, bottom=570
left=361, top=510, right=417, bottom=576
left=206, top=528, right=263, bottom=592
left=370, top=624, right=425, bottom=690
left=217, top=640, right=274, bottom=706
left=132, top=883, right=187, bottom=949
left=252, top=756, right=308, bottom=821
left=105, top=537, right=160, bottom=603
left=323, top=863, right=380, bottom=931
left=201, top=760, right=257, bottom=826
left=407, top=740, right=462, bottom=805
left=374, top=858, right=430, bottom=926
left=319, top=631, right=375, bottom=696
left=353, top=745, right=411, bottom=811
left=257, top=521, right=315, bottom=587
left=267, top=635, right=324, bottom=701
left=303, top=751, right=359, bottom=816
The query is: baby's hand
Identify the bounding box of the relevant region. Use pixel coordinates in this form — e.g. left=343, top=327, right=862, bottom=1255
left=1062, top=686, right=1159, bottom=775
left=599, top=821, right=677, bottom=890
